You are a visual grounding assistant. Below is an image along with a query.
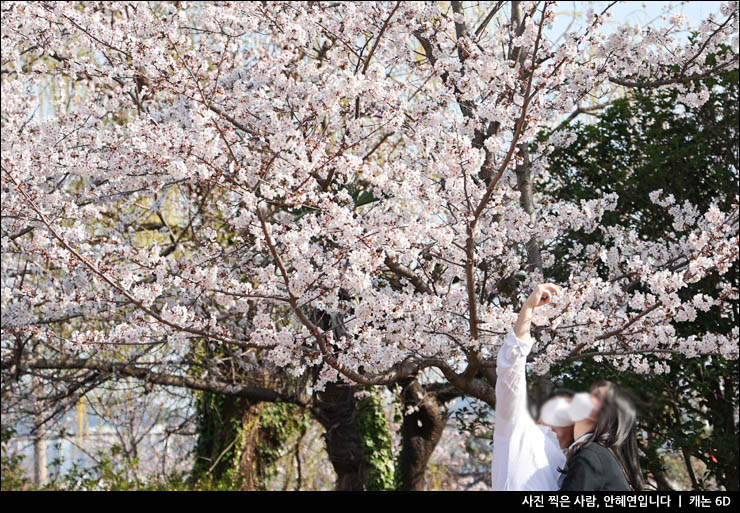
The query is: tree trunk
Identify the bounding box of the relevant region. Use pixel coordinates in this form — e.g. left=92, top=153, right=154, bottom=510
left=396, top=377, right=449, bottom=491
left=234, top=400, right=267, bottom=490
left=653, top=468, right=676, bottom=491
left=311, top=382, right=367, bottom=491
left=642, top=421, right=675, bottom=491
left=708, top=368, right=739, bottom=491
left=191, top=392, right=267, bottom=490
left=529, top=373, right=553, bottom=419
left=515, top=143, right=544, bottom=277
left=681, top=446, right=700, bottom=490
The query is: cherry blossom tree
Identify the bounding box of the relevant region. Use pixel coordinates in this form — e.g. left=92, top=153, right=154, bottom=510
left=2, top=0, right=738, bottom=489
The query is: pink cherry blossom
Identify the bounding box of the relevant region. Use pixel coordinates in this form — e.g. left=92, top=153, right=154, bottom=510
left=1, top=1, right=737, bottom=409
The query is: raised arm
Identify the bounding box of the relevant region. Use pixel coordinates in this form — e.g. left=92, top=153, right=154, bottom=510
left=514, top=283, right=561, bottom=342
left=495, top=283, right=562, bottom=430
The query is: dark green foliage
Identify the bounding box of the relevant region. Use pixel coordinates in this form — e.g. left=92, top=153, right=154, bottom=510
left=539, top=72, right=737, bottom=284
left=189, top=390, right=245, bottom=487
left=538, top=55, right=738, bottom=490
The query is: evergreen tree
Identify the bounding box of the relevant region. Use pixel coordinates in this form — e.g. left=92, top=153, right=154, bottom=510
left=540, top=61, right=738, bottom=490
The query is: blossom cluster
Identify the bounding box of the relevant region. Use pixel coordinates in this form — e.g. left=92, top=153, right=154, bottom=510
left=1, top=1, right=737, bottom=397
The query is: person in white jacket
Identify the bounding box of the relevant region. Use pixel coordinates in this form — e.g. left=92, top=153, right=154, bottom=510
left=491, top=283, right=577, bottom=491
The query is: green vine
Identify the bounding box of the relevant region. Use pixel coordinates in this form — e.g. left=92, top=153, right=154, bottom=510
left=190, top=386, right=313, bottom=490
left=190, top=390, right=245, bottom=489
left=356, top=388, right=397, bottom=490
left=255, top=402, right=311, bottom=490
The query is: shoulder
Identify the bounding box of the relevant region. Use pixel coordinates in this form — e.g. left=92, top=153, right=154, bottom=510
left=575, top=443, right=606, bottom=458
left=571, top=443, right=610, bottom=468
left=561, top=443, right=605, bottom=491
left=566, top=443, right=604, bottom=472
left=583, top=443, right=617, bottom=459
left=577, top=443, right=631, bottom=490
left=576, top=443, right=623, bottom=474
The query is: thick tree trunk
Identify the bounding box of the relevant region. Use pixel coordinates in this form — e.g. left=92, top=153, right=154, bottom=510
left=708, top=371, right=738, bottom=491
left=529, top=373, right=553, bottom=419
left=191, top=393, right=266, bottom=490
left=306, top=307, right=372, bottom=491
left=233, top=400, right=266, bottom=490
left=396, top=377, right=449, bottom=491
left=311, top=382, right=367, bottom=491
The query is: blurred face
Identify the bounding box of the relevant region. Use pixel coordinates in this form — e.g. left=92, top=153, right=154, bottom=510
left=589, top=384, right=608, bottom=419
left=537, top=395, right=573, bottom=427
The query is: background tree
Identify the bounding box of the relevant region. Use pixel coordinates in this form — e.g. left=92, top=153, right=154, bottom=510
left=540, top=57, right=738, bottom=490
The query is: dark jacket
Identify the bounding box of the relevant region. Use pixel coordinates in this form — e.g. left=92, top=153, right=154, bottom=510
left=560, top=443, right=631, bottom=491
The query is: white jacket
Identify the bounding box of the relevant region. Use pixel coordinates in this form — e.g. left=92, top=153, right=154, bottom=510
left=491, top=328, right=567, bottom=491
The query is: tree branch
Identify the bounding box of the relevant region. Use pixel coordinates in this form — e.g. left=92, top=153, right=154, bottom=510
left=609, top=56, right=739, bottom=89
left=4, top=356, right=311, bottom=407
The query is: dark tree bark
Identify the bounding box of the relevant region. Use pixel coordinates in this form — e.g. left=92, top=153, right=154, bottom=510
left=310, top=381, right=368, bottom=491
left=396, top=377, right=450, bottom=490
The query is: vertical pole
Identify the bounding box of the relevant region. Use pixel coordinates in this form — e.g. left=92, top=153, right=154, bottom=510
left=32, top=374, right=48, bottom=487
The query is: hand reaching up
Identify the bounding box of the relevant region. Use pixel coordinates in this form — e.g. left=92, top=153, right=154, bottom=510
left=524, top=283, right=562, bottom=309
left=513, top=283, right=563, bottom=344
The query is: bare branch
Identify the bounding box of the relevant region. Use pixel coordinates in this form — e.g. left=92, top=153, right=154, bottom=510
left=4, top=356, right=311, bottom=407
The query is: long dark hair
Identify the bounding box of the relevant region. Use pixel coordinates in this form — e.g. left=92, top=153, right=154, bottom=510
left=564, top=380, right=645, bottom=491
